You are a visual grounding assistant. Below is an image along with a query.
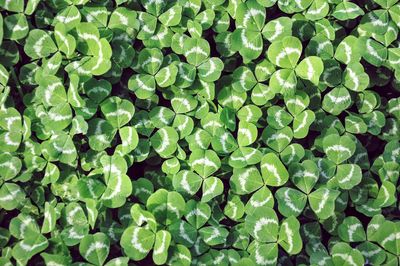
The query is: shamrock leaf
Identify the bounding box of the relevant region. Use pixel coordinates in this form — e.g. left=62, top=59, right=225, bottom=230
left=278, top=216, right=302, bottom=255
left=245, top=206, right=279, bottom=242
left=79, top=233, right=110, bottom=266
left=238, top=121, right=258, bottom=146
left=323, top=134, right=356, bottom=164
left=12, top=233, right=48, bottom=262
left=289, top=159, right=319, bottom=194
left=202, top=176, right=224, bottom=202
left=331, top=242, right=365, bottom=266
left=276, top=187, right=307, bottom=217
left=153, top=230, right=171, bottom=265
left=146, top=189, right=186, bottom=225
left=184, top=38, right=210, bottom=66
left=267, top=36, right=302, bottom=68
left=334, top=164, right=362, bottom=190
left=260, top=153, right=289, bottom=186
left=343, top=62, right=369, bottom=92
left=189, top=149, right=221, bottom=178
left=308, top=188, right=340, bottom=219
left=100, top=154, right=132, bottom=208
left=338, top=216, right=366, bottom=243
left=151, top=127, right=179, bottom=158
left=24, top=30, right=57, bottom=59
left=322, top=86, right=352, bottom=115
left=100, top=96, right=135, bottom=128
left=295, top=56, right=323, bottom=85
left=334, top=36, right=362, bottom=65
left=173, top=170, right=202, bottom=196
left=230, top=166, right=263, bottom=195
left=120, top=226, right=155, bottom=261
left=332, top=2, right=364, bottom=20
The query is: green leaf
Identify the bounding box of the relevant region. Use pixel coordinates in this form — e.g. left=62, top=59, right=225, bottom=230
left=109, top=7, right=138, bottom=31
left=10, top=213, right=39, bottom=239
left=322, top=86, right=352, bottom=116
left=323, top=134, right=356, bottom=164
left=245, top=206, right=279, bottom=242
left=338, top=216, right=366, bottom=243
left=238, top=121, right=258, bottom=146
left=362, top=38, right=387, bottom=67
left=276, top=187, right=307, bottom=217
left=334, top=36, right=362, bottom=64
left=373, top=180, right=396, bottom=208
left=202, top=176, right=224, bottom=202
left=119, top=126, right=139, bottom=154
left=305, top=0, right=329, bottom=21
left=260, top=153, right=289, bottom=186
left=155, top=64, right=178, bottom=87
left=183, top=38, right=210, bottom=66
left=359, top=10, right=389, bottom=35
left=24, top=29, right=57, bottom=59
left=289, top=159, right=319, bottom=194
left=308, top=187, right=340, bottom=219
left=295, top=56, right=323, bottom=85
left=331, top=242, right=365, bottom=266
left=101, top=96, right=135, bottom=128
left=0, top=154, right=21, bottom=181
left=4, top=14, right=29, bottom=40
left=185, top=200, right=211, bottom=229
left=54, top=23, right=76, bottom=57
left=100, top=154, right=132, bottom=208
left=146, top=189, right=186, bottom=225
left=262, top=17, right=292, bottom=42
left=267, top=36, right=302, bottom=68
left=79, top=233, right=110, bottom=266
left=375, top=220, right=400, bottom=255
left=151, top=127, right=179, bottom=158
left=335, top=164, right=362, bottom=190
left=332, top=2, right=364, bottom=20
left=171, top=94, right=198, bottom=114
left=138, top=48, right=163, bottom=75
left=0, top=0, right=24, bottom=12
left=41, top=202, right=56, bottom=234
left=120, top=226, right=155, bottom=261
left=153, top=230, right=171, bottom=265
left=236, top=0, right=266, bottom=31
left=262, top=126, right=293, bottom=152
left=232, top=29, right=264, bottom=62
left=278, top=216, right=302, bottom=255
left=250, top=243, right=278, bottom=266
left=199, top=226, right=229, bottom=246
left=198, top=57, right=224, bottom=82
left=292, top=110, right=315, bottom=139
left=343, top=62, right=369, bottom=92
left=173, top=170, right=202, bottom=196
left=128, top=74, right=156, bottom=99
left=12, top=233, right=48, bottom=261
left=230, top=166, right=263, bottom=195
left=269, top=69, right=297, bottom=95
left=189, top=149, right=221, bottom=178
left=159, top=5, right=182, bottom=26
left=53, top=5, right=81, bottom=31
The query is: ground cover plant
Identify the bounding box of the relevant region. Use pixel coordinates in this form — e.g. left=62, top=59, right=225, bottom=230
left=0, top=0, right=399, bottom=265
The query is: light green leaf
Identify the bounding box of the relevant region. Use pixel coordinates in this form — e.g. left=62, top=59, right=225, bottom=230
left=308, top=188, right=340, bottom=219
left=79, top=233, right=110, bottom=266
left=24, top=29, right=57, bottom=59
left=295, top=56, right=323, bottom=85
left=260, top=153, right=289, bottom=186
left=267, top=36, right=302, bottom=68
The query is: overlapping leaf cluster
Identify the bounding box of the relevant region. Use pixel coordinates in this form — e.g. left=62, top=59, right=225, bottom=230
left=0, top=0, right=399, bottom=265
